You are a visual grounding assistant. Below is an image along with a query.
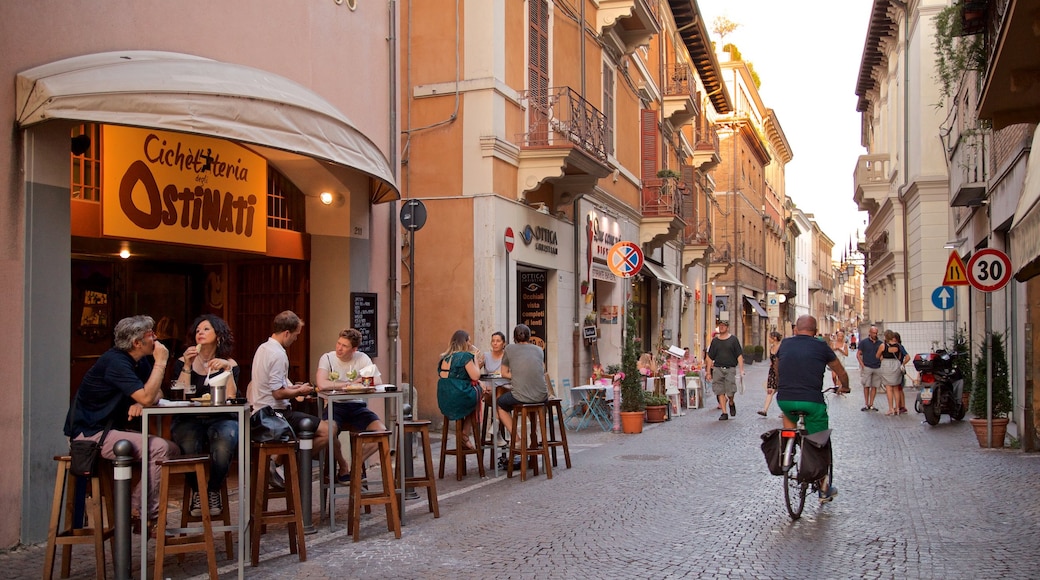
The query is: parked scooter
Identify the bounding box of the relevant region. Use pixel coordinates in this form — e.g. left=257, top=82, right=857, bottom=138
left=913, top=351, right=966, bottom=425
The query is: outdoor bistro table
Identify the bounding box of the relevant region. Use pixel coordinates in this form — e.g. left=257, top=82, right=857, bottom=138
left=568, top=384, right=613, bottom=431
left=140, top=400, right=250, bottom=580
left=479, top=375, right=511, bottom=477
left=318, top=387, right=405, bottom=530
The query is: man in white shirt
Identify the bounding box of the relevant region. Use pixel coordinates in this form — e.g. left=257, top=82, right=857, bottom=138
left=248, top=311, right=329, bottom=485
left=315, top=328, right=386, bottom=482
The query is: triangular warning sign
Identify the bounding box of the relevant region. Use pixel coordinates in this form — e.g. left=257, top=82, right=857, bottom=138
left=943, top=251, right=969, bottom=286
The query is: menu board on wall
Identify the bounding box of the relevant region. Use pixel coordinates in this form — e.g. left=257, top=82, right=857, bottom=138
left=351, top=292, right=378, bottom=356
left=517, top=270, right=548, bottom=348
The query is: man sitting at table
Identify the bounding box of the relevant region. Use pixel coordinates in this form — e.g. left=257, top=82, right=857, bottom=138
left=247, top=310, right=329, bottom=487
left=315, top=328, right=386, bottom=484
left=497, top=324, right=549, bottom=438
left=63, top=315, right=181, bottom=531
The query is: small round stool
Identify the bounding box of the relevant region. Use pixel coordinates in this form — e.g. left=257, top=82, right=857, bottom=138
left=348, top=430, right=401, bottom=542
left=399, top=420, right=439, bottom=518
left=42, top=455, right=115, bottom=580
left=250, top=441, right=306, bottom=566
left=507, top=403, right=553, bottom=481
left=438, top=415, right=486, bottom=481
left=154, top=455, right=218, bottom=580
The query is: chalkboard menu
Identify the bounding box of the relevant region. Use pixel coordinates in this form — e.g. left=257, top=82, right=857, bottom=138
left=351, top=292, right=378, bottom=356
left=517, top=270, right=548, bottom=346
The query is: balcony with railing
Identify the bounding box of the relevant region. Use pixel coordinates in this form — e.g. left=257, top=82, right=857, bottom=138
left=682, top=218, right=712, bottom=268
left=853, top=153, right=890, bottom=213
left=516, top=87, right=613, bottom=199
left=596, top=0, right=660, bottom=55
left=639, top=177, right=685, bottom=252
left=662, top=63, right=699, bottom=127
left=692, top=116, right=721, bottom=170
left=948, top=129, right=990, bottom=207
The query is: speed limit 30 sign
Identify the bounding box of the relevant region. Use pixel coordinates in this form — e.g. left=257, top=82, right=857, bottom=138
left=967, top=248, right=1012, bottom=292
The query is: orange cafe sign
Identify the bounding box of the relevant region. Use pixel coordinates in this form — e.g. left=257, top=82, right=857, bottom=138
left=102, top=126, right=267, bottom=253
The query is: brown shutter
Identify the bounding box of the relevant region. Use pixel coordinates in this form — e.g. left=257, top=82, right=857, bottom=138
left=528, top=0, right=550, bottom=144
left=641, top=109, right=658, bottom=181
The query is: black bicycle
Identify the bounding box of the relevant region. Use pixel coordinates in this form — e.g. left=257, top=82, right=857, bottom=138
left=779, top=389, right=837, bottom=520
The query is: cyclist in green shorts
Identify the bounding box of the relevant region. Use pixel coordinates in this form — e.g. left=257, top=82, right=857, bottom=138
left=776, top=315, right=849, bottom=502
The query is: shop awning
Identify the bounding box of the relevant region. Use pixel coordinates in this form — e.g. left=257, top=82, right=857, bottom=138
left=1010, top=129, right=1040, bottom=281
left=744, top=296, right=768, bottom=318
left=15, top=51, right=399, bottom=203
left=641, top=261, right=683, bottom=287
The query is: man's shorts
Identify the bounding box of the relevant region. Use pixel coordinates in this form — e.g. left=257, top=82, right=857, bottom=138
left=777, top=400, right=829, bottom=434
left=321, top=401, right=380, bottom=432
left=860, top=366, right=882, bottom=389
left=712, top=367, right=737, bottom=396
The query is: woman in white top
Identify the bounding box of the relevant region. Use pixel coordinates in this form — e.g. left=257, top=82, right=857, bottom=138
left=830, top=330, right=849, bottom=389
left=482, top=331, right=507, bottom=375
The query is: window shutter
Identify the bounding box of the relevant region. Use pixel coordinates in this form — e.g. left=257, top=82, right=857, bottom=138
left=641, top=109, right=658, bottom=181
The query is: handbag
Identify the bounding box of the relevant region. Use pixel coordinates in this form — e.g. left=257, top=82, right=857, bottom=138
left=67, top=396, right=113, bottom=478
left=250, top=406, right=296, bottom=443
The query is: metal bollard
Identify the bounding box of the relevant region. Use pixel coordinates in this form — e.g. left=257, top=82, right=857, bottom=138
left=112, top=439, right=134, bottom=580
left=297, top=417, right=317, bottom=534
left=402, top=403, right=419, bottom=500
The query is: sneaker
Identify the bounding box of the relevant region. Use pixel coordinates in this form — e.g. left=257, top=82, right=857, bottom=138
left=269, top=462, right=285, bottom=489
left=729, top=400, right=736, bottom=417
left=819, top=485, right=839, bottom=504
left=718, top=413, right=729, bottom=421
left=189, top=491, right=203, bottom=517
left=861, top=406, right=870, bottom=412
left=206, top=491, right=222, bottom=517
left=757, top=410, right=767, bottom=417
left=870, top=406, right=879, bottom=412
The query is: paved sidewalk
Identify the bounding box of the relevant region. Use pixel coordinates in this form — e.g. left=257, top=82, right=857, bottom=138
left=13, top=360, right=1040, bottom=578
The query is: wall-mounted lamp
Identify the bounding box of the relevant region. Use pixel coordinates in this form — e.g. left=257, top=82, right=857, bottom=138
left=317, top=191, right=345, bottom=207
left=943, top=238, right=967, bottom=249
left=119, top=248, right=131, bottom=260
left=319, top=192, right=335, bottom=205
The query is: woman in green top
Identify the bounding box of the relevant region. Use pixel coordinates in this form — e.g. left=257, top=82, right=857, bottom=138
left=437, top=329, right=482, bottom=449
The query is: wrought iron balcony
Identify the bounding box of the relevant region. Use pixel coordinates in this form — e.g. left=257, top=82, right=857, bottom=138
left=693, top=114, right=720, bottom=170
left=518, top=87, right=611, bottom=164
left=683, top=218, right=711, bottom=245
left=949, top=129, right=990, bottom=207
left=662, top=63, right=699, bottom=126
left=641, top=178, right=684, bottom=218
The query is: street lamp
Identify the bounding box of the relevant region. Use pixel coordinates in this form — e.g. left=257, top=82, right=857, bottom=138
left=944, top=238, right=967, bottom=249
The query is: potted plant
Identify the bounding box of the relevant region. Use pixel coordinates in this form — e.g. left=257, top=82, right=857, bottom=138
left=618, top=303, right=646, bottom=433
left=643, top=392, right=670, bottom=423
left=752, top=345, right=764, bottom=363
left=968, top=331, right=1012, bottom=448
left=742, top=345, right=755, bottom=365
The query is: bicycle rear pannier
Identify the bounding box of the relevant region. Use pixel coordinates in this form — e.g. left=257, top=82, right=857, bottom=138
left=796, top=429, right=832, bottom=483
left=759, top=429, right=785, bottom=476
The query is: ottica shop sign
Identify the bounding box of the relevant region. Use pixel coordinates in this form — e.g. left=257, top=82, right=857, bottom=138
left=102, top=125, right=268, bottom=252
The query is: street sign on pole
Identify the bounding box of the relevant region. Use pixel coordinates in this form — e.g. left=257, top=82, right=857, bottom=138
left=943, top=251, right=969, bottom=286
left=967, top=248, right=1012, bottom=292
left=400, top=199, right=427, bottom=231
left=504, top=227, right=515, bottom=253
left=607, top=242, right=644, bottom=278
left=930, top=286, right=955, bottom=310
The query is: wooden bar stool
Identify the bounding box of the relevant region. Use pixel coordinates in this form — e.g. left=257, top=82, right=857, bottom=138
left=507, top=403, right=553, bottom=482
left=154, top=455, right=218, bottom=580
left=544, top=398, right=572, bottom=469
left=437, top=415, right=486, bottom=481
left=348, top=430, right=401, bottom=542
left=251, top=441, right=306, bottom=566
left=42, top=455, right=115, bottom=580
left=179, top=477, right=233, bottom=560
left=399, top=420, right=439, bottom=518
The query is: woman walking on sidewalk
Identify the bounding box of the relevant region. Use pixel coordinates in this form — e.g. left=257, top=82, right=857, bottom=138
left=758, top=331, right=783, bottom=416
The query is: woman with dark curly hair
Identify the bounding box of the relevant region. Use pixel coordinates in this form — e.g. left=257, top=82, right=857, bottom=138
left=170, top=314, right=240, bottom=517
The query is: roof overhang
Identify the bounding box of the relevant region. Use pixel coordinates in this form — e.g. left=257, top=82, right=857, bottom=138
left=1010, top=128, right=1040, bottom=281
left=855, top=0, right=898, bottom=113
left=666, top=0, right=732, bottom=114
left=642, top=261, right=684, bottom=287
left=744, top=295, right=768, bottom=318
left=15, top=51, right=399, bottom=203
left=978, top=0, right=1040, bottom=129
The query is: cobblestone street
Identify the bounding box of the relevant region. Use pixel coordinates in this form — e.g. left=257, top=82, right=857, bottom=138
left=13, top=360, right=1040, bottom=579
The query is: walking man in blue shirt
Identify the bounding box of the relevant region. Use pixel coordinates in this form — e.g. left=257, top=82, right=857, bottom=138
left=856, top=325, right=883, bottom=411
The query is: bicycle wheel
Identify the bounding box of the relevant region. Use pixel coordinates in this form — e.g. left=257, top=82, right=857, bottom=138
left=783, top=439, right=807, bottom=519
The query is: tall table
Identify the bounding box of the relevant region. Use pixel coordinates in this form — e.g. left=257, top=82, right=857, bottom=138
left=318, top=388, right=405, bottom=530
left=140, top=401, right=250, bottom=580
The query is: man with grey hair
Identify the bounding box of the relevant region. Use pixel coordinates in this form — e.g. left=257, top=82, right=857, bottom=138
left=64, top=315, right=181, bottom=529
left=856, top=325, right=883, bottom=411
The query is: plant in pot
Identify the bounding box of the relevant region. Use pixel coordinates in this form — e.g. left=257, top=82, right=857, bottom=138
left=618, top=303, right=646, bottom=433
left=968, top=331, right=1012, bottom=448
left=742, top=345, right=755, bottom=365
left=644, top=392, right=670, bottom=423
left=752, top=344, right=764, bottom=363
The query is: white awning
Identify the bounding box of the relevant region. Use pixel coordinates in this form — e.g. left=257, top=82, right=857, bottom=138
left=15, top=51, right=399, bottom=202
left=744, top=296, right=768, bottom=318
left=1010, top=129, right=1040, bottom=281
left=641, top=261, right=683, bottom=287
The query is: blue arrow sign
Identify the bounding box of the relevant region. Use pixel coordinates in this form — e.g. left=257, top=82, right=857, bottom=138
left=931, top=286, right=955, bottom=310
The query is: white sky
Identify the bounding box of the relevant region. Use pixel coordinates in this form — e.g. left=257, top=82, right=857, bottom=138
left=696, top=0, right=874, bottom=260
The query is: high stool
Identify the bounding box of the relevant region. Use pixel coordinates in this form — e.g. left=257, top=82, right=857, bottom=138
left=438, top=415, right=486, bottom=481
left=543, top=398, right=572, bottom=469
left=180, top=477, right=233, bottom=560
left=251, top=441, right=306, bottom=566
left=507, top=403, right=553, bottom=482
left=43, top=455, right=115, bottom=580
left=154, top=455, right=218, bottom=580
left=399, top=420, right=439, bottom=518
left=348, top=430, right=401, bottom=542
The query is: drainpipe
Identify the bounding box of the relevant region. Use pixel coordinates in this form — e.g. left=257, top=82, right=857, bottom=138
left=388, top=0, right=400, bottom=387
left=573, top=194, right=587, bottom=388
left=893, top=0, right=910, bottom=320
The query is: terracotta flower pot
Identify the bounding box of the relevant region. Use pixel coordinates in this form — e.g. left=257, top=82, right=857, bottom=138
left=969, top=417, right=1009, bottom=448
left=620, top=411, right=644, bottom=434
left=645, top=405, right=668, bottom=423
